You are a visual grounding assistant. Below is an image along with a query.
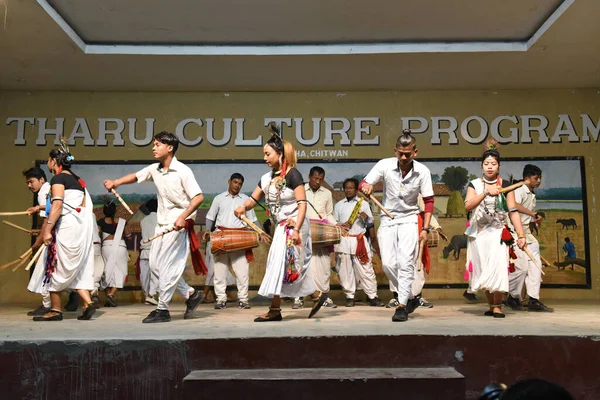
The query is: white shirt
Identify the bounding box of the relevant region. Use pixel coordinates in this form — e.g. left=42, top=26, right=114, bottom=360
left=136, top=157, right=203, bottom=225
left=205, top=191, right=258, bottom=230
left=304, top=183, right=336, bottom=224
left=364, top=158, right=434, bottom=226
left=140, top=212, right=158, bottom=252
left=512, top=184, right=537, bottom=242
left=334, top=196, right=373, bottom=235
left=37, top=182, right=51, bottom=218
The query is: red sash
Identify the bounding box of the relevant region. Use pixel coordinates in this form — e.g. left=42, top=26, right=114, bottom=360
left=344, top=233, right=370, bottom=264
left=185, top=219, right=207, bottom=275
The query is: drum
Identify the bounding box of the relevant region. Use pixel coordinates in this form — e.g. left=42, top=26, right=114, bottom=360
left=210, top=230, right=260, bottom=254
left=427, top=229, right=440, bottom=248
left=310, top=220, right=341, bottom=248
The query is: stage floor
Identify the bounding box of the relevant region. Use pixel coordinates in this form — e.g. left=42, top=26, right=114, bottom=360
left=1, top=299, right=599, bottom=341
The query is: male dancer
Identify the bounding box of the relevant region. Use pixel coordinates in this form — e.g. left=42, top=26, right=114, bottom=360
left=361, top=130, right=434, bottom=322
left=104, top=132, right=204, bottom=323
left=204, top=173, right=258, bottom=309
left=293, top=166, right=338, bottom=309
left=139, top=198, right=159, bottom=305
left=506, top=164, right=553, bottom=312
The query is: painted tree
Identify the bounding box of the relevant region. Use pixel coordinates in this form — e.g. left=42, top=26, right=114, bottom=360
left=431, top=173, right=441, bottom=184
left=441, top=166, right=469, bottom=192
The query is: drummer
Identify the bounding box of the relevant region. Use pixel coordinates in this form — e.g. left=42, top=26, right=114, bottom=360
left=333, top=178, right=384, bottom=307
left=204, top=173, right=259, bottom=310
left=292, top=166, right=338, bottom=310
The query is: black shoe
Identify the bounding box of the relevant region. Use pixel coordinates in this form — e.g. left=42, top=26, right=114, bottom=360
left=527, top=298, right=554, bottom=313
left=184, top=290, right=203, bottom=319
left=484, top=309, right=494, bottom=316
left=254, top=313, right=282, bottom=322
left=368, top=297, right=385, bottom=307
left=308, top=292, right=328, bottom=318
left=64, top=292, right=80, bottom=311
left=493, top=312, right=506, bottom=318
left=77, top=304, right=97, bottom=320
left=238, top=301, right=251, bottom=309
left=214, top=300, right=227, bottom=310
left=463, top=290, right=478, bottom=302
left=505, top=295, right=523, bottom=311
left=33, top=310, right=63, bottom=321
left=406, top=297, right=421, bottom=314
left=27, top=305, right=51, bottom=316
left=104, top=295, right=117, bottom=308
left=143, top=309, right=171, bottom=323
left=345, top=298, right=355, bottom=307
left=91, top=294, right=100, bottom=308
left=392, top=307, right=408, bottom=322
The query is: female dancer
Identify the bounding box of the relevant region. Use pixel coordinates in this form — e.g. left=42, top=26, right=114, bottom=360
left=234, top=123, right=327, bottom=322
left=464, top=141, right=526, bottom=318
left=32, top=142, right=97, bottom=321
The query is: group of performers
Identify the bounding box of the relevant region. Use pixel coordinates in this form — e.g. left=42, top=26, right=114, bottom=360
left=16, top=124, right=553, bottom=323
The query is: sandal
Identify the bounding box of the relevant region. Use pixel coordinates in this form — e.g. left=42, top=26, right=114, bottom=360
left=308, top=292, right=328, bottom=319
left=254, top=307, right=282, bottom=322
left=77, top=303, right=97, bottom=320
left=492, top=304, right=505, bottom=319
left=33, top=309, right=63, bottom=321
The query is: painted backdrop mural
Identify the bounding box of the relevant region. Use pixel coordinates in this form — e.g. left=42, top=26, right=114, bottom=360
left=39, top=157, right=589, bottom=289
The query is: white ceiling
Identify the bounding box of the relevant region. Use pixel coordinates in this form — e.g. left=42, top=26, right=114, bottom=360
left=0, top=0, right=599, bottom=91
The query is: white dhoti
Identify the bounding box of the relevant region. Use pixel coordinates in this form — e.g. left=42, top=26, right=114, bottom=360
left=27, top=247, right=51, bottom=308
left=378, top=222, right=419, bottom=306
left=258, top=220, right=314, bottom=298
left=101, top=240, right=129, bottom=289
left=149, top=224, right=193, bottom=310
left=310, top=247, right=332, bottom=294
left=467, top=226, right=509, bottom=294
left=335, top=236, right=378, bottom=299
left=509, top=241, right=542, bottom=300
left=139, top=247, right=158, bottom=296
left=92, top=243, right=105, bottom=293
left=214, top=250, right=249, bottom=303
left=411, top=262, right=426, bottom=298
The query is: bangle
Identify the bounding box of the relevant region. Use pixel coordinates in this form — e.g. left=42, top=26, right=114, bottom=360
left=517, top=232, right=526, bottom=239
left=422, top=227, right=431, bottom=233
left=47, top=221, right=55, bottom=225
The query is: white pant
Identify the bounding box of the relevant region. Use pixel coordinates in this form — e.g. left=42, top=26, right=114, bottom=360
left=92, top=244, right=105, bottom=292
left=335, top=236, right=378, bottom=300
left=310, top=247, right=332, bottom=293
left=509, top=242, right=542, bottom=300
left=378, top=222, right=419, bottom=306
left=214, top=250, right=249, bottom=303
left=149, top=226, right=193, bottom=310
left=139, top=258, right=158, bottom=297
left=101, top=240, right=129, bottom=289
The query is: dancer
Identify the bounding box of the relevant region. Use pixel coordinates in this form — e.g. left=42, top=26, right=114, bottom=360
left=506, top=164, right=553, bottom=312
left=464, top=140, right=526, bottom=318
left=234, top=123, right=327, bottom=322
left=360, top=129, right=434, bottom=322
left=139, top=198, right=158, bottom=305
left=104, top=131, right=205, bottom=323
left=334, top=178, right=384, bottom=307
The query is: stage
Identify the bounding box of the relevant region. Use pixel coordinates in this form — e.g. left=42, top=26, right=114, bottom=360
left=1, top=299, right=599, bottom=399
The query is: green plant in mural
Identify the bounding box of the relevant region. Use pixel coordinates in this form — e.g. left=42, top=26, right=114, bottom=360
left=446, top=190, right=467, bottom=216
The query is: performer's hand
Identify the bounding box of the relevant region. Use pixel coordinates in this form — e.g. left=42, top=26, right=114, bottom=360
left=260, top=233, right=272, bottom=245
left=534, top=214, right=543, bottom=225
left=338, top=224, right=350, bottom=234
left=202, top=231, right=210, bottom=241
left=487, top=185, right=500, bottom=197
left=42, top=230, right=53, bottom=246
left=103, top=179, right=118, bottom=191
left=174, top=216, right=186, bottom=231
left=516, top=237, right=526, bottom=249
left=419, top=230, right=428, bottom=243
left=233, top=205, right=246, bottom=218
left=359, top=212, right=368, bottom=221
left=290, top=229, right=301, bottom=245
left=360, top=183, right=373, bottom=196
left=26, top=206, right=39, bottom=215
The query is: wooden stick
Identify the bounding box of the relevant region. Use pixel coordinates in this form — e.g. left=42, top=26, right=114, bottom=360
left=19, top=247, right=33, bottom=260
left=142, top=227, right=176, bottom=244
left=111, top=188, right=134, bottom=215
left=2, top=220, right=34, bottom=234
left=239, top=215, right=270, bottom=237
left=12, top=257, right=30, bottom=272
left=0, top=211, right=29, bottom=216
left=540, top=254, right=552, bottom=267
left=523, top=246, right=546, bottom=275
left=0, top=258, right=22, bottom=271
left=498, top=181, right=525, bottom=194
left=25, top=244, right=47, bottom=271
left=367, top=195, right=394, bottom=220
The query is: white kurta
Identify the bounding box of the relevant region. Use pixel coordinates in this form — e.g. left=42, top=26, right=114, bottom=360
left=257, top=170, right=314, bottom=298
left=465, top=179, right=510, bottom=294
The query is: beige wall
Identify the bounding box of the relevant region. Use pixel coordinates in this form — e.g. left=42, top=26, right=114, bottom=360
left=0, top=89, right=598, bottom=304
